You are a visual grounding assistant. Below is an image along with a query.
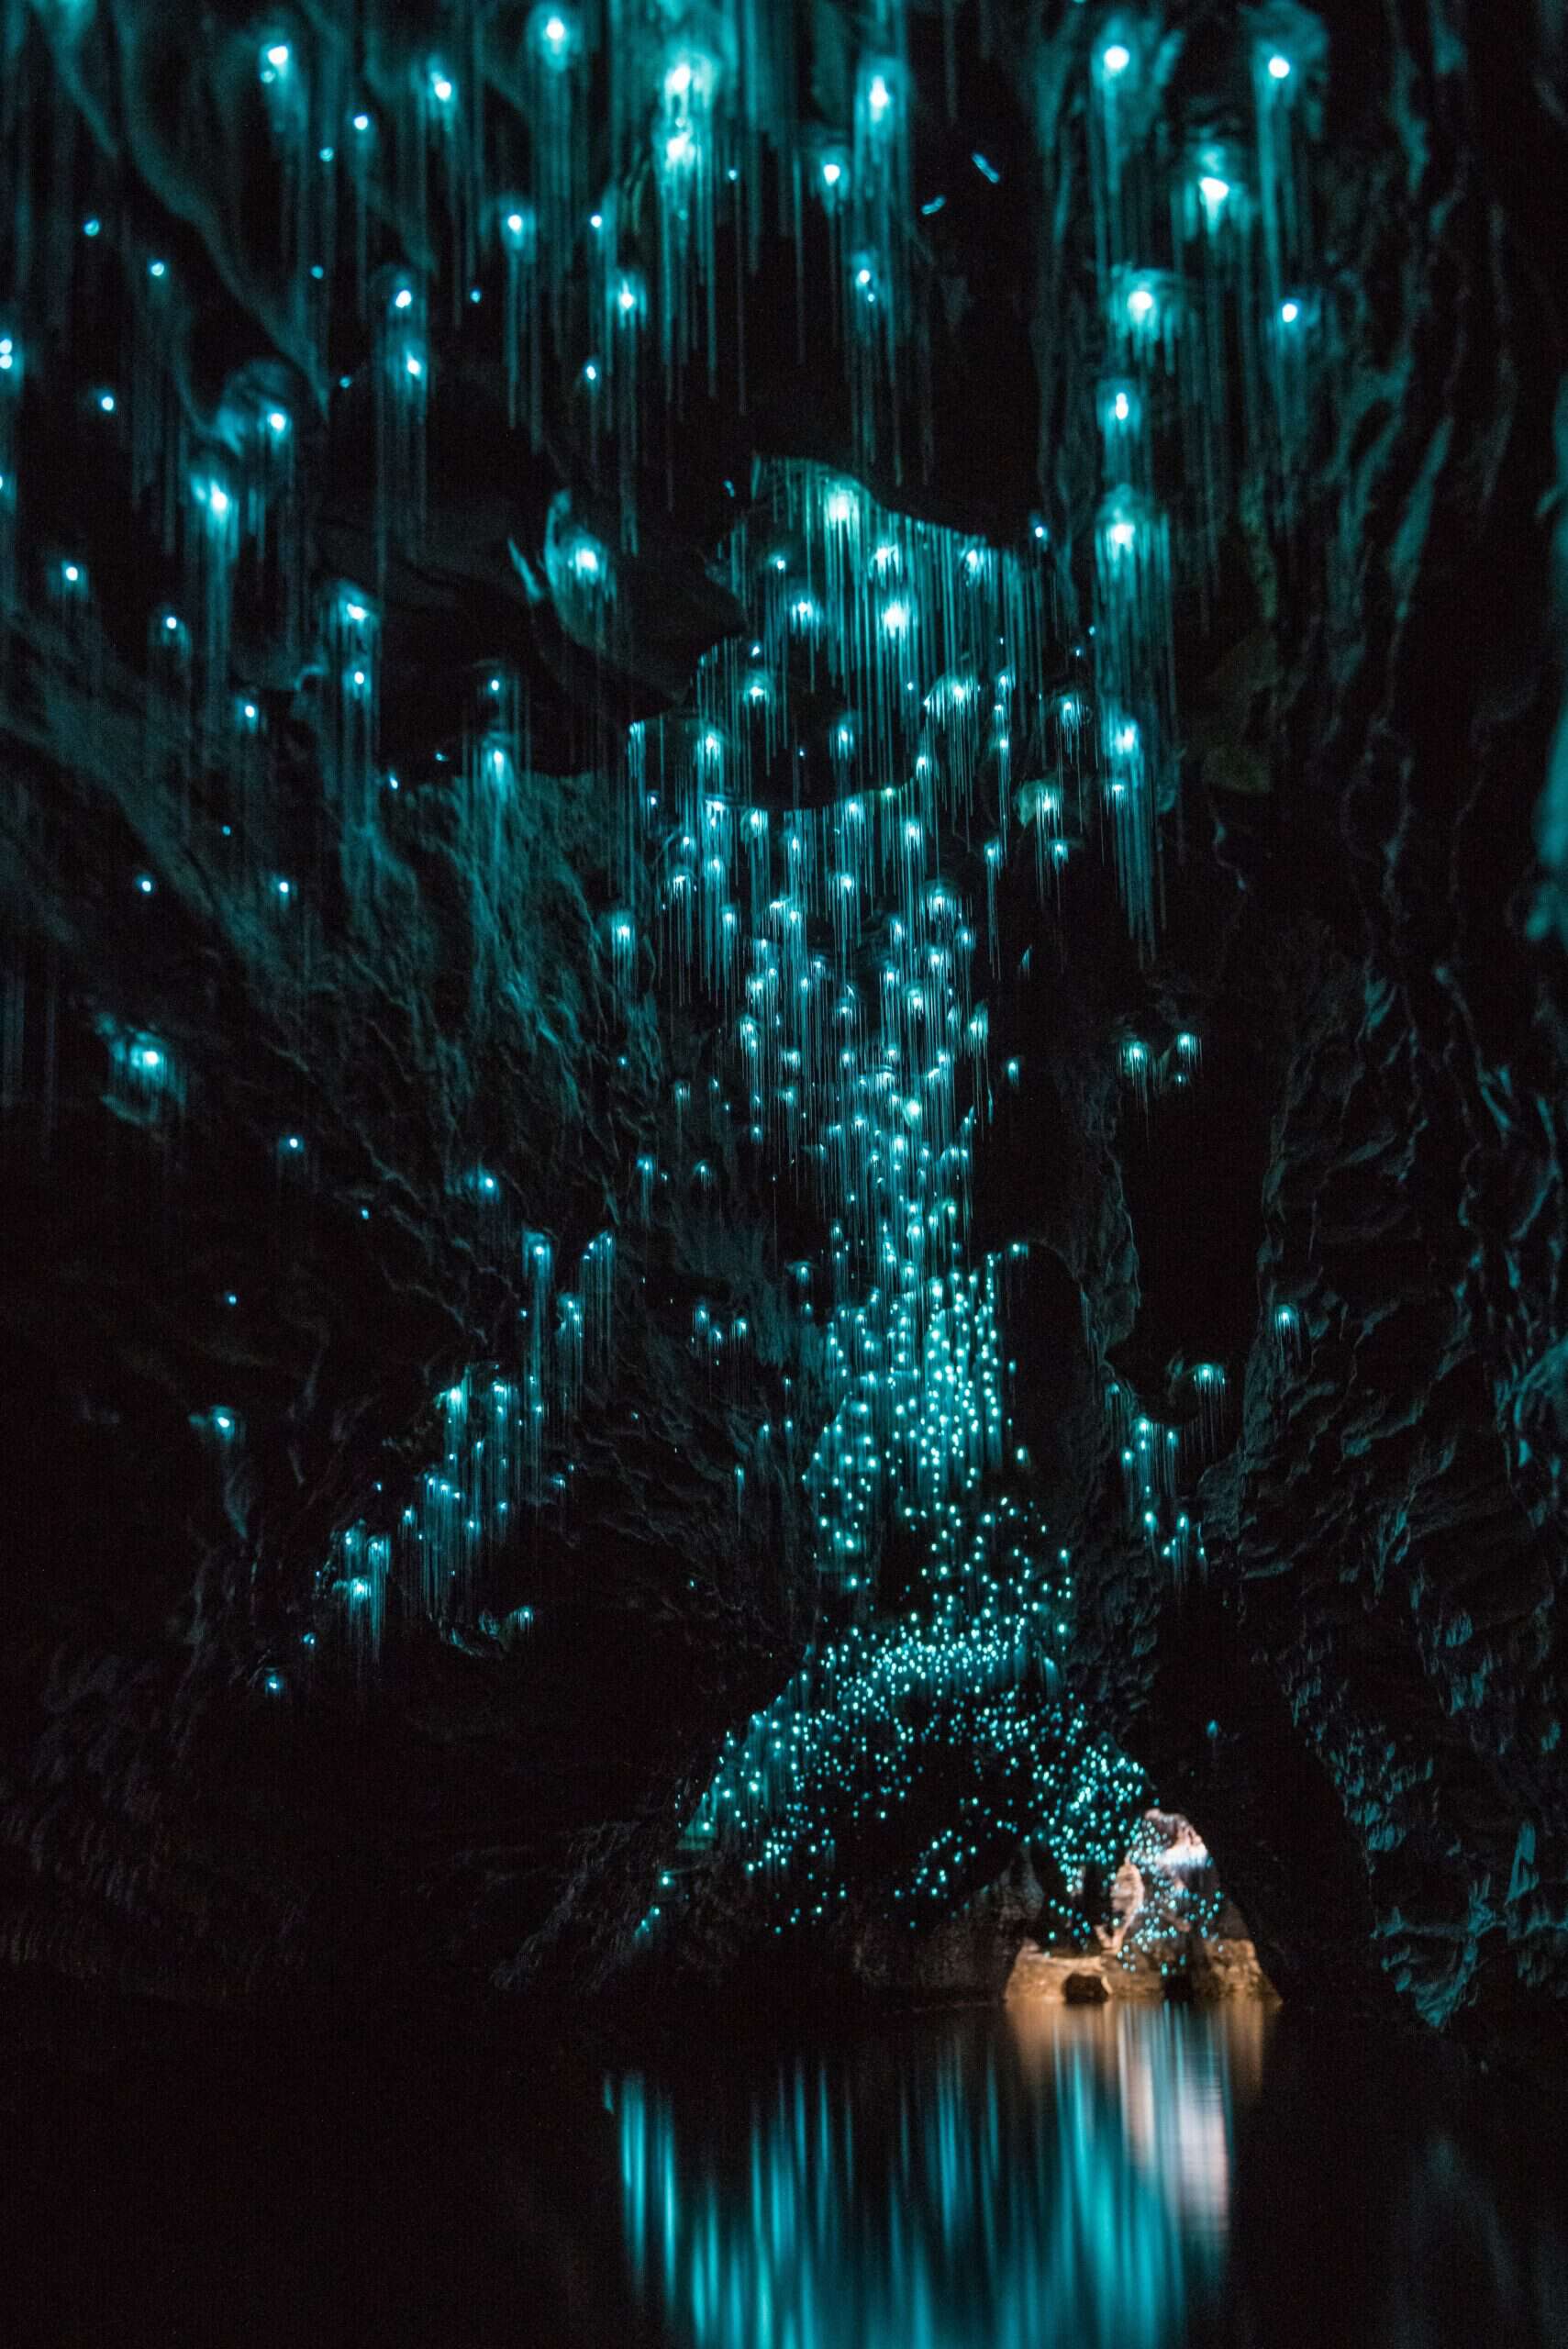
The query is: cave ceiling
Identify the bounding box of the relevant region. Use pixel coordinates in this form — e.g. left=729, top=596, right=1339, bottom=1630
left=0, top=0, right=1565, bottom=2056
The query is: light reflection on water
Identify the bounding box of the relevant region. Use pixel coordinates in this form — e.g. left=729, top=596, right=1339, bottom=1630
left=611, top=2004, right=1272, bottom=2349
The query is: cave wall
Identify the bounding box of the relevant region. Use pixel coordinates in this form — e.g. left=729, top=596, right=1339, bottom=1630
left=0, top=0, right=1563, bottom=2054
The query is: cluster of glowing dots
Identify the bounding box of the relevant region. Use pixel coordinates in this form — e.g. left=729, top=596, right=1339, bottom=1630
left=314, top=1232, right=616, bottom=1659
left=638, top=1262, right=1148, bottom=1943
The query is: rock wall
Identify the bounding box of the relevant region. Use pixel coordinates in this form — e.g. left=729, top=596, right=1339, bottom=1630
left=0, top=2, right=1562, bottom=2062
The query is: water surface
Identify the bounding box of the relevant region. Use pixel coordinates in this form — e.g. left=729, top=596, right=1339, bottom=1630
left=8, top=1997, right=1566, bottom=2346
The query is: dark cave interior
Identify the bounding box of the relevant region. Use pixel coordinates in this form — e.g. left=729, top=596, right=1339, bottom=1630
left=2, top=0, right=1568, bottom=2241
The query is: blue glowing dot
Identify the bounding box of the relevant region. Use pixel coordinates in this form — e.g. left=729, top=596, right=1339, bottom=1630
left=63, top=563, right=81, bottom=584
left=1267, top=52, right=1292, bottom=80
left=97, top=391, right=116, bottom=414
left=536, top=10, right=572, bottom=65
left=223, top=1292, right=238, bottom=1308
left=135, top=872, right=154, bottom=894
left=281, top=1134, right=303, bottom=1153
left=263, top=1670, right=285, bottom=1695
left=1280, top=298, right=1301, bottom=325
left=351, top=112, right=371, bottom=132
left=83, top=217, right=101, bottom=238
left=148, top=260, right=166, bottom=279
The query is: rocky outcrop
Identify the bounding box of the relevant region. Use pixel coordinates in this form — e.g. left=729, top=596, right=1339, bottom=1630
left=1006, top=1938, right=1278, bottom=2006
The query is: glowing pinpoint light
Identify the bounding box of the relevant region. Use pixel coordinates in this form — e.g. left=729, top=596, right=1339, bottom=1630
left=1113, top=390, right=1130, bottom=421
left=1280, top=298, right=1301, bottom=324
left=617, top=279, right=638, bottom=313
left=1267, top=52, right=1292, bottom=79
left=571, top=540, right=603, bottom=580
left=97, top=391, right=116, bottom=413
left=135, top=872, right=153, bottom=893
left=163, top=613, right=179, bottom=632
left=1128, top=284, right=1156, bottom=320
left=1103, top=43, right=1131, bottom=75
left=867, top=73, right=891, bottom=119
left=83, top=217, right=101, bottom=238
left=262, top=43, right=289, bottom=75
left=405, top=352, right=424, bottom=378
left=351, top=112, right=371, bottom=132
left=393, top=285, right=413, bottom=309
left=429, top=72, right=453, bottom=104
left=148, top=261, right=166, bottom=279
left=881, top=600, right=909, bottom=638
left=821, top=160, right=841, bottom=187
left=264, top=1671, right=285, bottom=1694
left=265, top=408, right=289, bottom=435
left=1107, top=517, right=1137, bottom=551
